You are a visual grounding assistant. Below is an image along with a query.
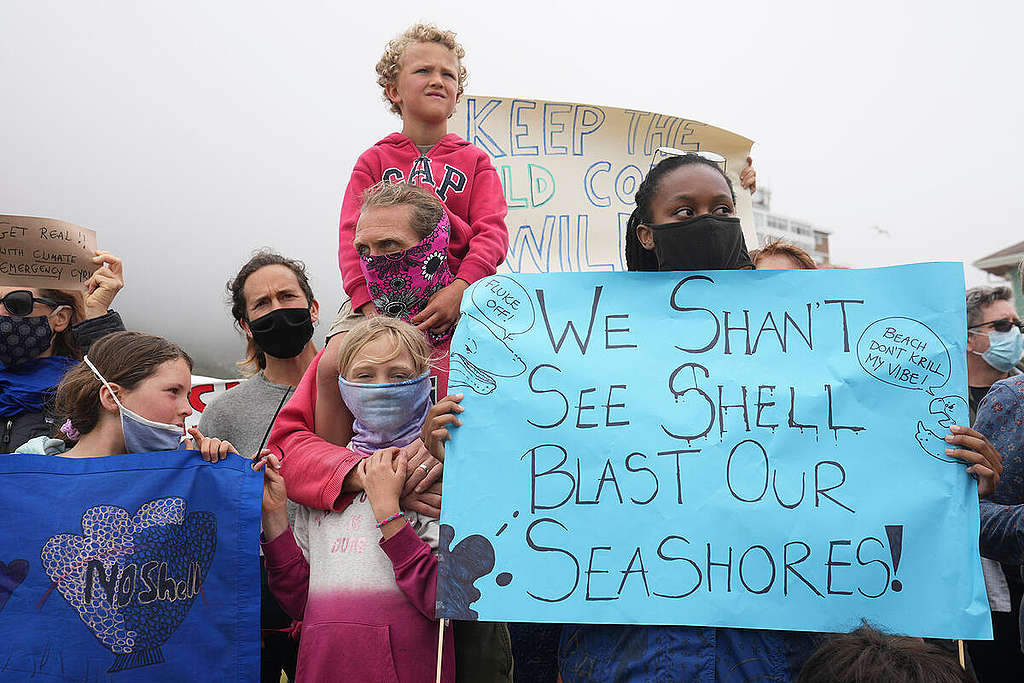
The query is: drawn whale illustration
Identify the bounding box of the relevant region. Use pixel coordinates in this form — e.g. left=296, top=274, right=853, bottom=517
left=449, top=314, right=527, bottom=395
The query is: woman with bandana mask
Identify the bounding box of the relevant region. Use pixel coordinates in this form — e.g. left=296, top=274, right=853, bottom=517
left=267, top=182, right=515, bottom=682
left=0, top=251, right=126, bottom=454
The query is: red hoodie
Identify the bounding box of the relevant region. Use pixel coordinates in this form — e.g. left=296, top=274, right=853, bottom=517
left=339, top=132, right=509, bottom=311
left=267, top=346, right=449, bottom=512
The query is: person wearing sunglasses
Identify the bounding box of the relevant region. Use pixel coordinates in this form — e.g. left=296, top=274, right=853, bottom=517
left=965, top=285, right=1024, bottom=423
left=970, top=275, right=1024, bottom=676
left=0, top=251, right=126, bottom=454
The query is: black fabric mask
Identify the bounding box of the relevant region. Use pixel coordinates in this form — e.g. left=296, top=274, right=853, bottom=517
left=0, top=315, right=55, bottom=367
left=247, top=308, right=314, bottom=359
left=648, top=215, right=753, bottom=272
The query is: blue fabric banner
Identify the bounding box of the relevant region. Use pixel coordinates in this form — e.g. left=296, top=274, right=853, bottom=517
left=437, top=263, right=992, bottom=639
left=0, top=450, right=261, bottom=681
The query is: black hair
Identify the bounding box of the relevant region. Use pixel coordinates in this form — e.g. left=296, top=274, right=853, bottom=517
left=227, top=250, right=315, bottom=372
left=624, top=155, right=736, bottom=272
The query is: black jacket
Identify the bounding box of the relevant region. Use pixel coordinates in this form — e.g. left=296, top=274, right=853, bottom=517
left=1, top=311, right=125, bottom=452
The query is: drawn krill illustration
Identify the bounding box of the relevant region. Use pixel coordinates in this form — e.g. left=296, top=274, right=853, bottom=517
left=914, top=395, right=970, bottom=463
left=0, top=559, right=28, bottom=613
left=40, top=497, right=216, bottom=672
left=436, top=524, right=496, bottom=620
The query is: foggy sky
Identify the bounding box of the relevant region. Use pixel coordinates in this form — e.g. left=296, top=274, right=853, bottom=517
left=2, top=0, right=1020, bottom=376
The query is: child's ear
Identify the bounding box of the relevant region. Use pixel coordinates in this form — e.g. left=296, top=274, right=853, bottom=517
left=385, top=82, right=401, bottom=107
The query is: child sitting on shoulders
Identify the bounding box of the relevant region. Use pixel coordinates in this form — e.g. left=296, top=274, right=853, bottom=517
left=258, top=317, right=455, bottom=682
left=333, top=22, right=509, bottom=339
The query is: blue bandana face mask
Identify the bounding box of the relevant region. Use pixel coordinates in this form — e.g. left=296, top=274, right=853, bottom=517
left=83, top=355, right=188, bottom=453
left=337, top=373, right=431, bottom=454
left=972, top=327, right=1024, bottom=373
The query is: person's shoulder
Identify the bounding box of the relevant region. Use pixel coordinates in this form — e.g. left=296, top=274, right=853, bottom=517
left=989, top=374, right=1024, bottom=399
left=14, top=435, right=67, bottom=455
left=438, top=133, right=488, bottom=159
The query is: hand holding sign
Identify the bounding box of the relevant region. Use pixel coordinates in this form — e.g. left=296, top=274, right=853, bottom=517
left=82, top=251, right=124, bottom=318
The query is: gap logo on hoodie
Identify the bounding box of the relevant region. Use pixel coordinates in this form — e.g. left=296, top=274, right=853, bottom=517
left=382, top=159, right=468, bottom=202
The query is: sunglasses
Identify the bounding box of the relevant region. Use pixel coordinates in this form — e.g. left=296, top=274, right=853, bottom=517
left=0, top=290, right=60, bottom=317
left=968, top=318, right=1024, bottom=333
left=650, top=146, right=727, bottom=173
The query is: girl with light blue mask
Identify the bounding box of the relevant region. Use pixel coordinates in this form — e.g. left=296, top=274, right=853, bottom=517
left=256, top=316, right=462, bottom=682
left=15, top=330, right=225, bottom=459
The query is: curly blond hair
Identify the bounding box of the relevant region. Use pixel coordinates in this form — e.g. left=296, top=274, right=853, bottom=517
left=375, top=23, right=467, bottom=116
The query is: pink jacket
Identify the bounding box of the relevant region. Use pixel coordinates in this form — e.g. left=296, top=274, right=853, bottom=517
left=339, top=133, right=509, bottom=311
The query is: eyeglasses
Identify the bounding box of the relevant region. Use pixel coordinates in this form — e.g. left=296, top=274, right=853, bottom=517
left=0, top=290, right=59, bottom=317
left=968, top=318, right=1024, bottom=333
left=650, top=147, right=727, bottom=173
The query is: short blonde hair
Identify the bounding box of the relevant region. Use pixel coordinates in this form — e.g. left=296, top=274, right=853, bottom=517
left=361, top=180, right=444, bottom=240
left=337, top=317, right=432, bottom=379
left=376, top=23, right=467, bottom=116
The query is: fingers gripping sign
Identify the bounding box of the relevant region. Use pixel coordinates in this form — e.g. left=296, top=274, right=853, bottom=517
left=944, top=425, right=1004, bottom=497
left=422, top=393, right=465, bottom=462
left=186, top=427, right=239, bottom=463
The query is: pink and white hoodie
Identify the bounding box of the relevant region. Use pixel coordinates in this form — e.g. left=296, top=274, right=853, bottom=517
left=262, top=492, right=455, bottom=682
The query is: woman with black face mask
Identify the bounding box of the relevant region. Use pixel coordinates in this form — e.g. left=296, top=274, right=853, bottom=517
left=558, top=154, right=822, bottom=683
left=0, top=251, right=125, bottom=453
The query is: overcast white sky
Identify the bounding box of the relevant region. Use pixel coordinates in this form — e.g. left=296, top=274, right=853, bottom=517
left=2, top=1, right=1020, bottom=375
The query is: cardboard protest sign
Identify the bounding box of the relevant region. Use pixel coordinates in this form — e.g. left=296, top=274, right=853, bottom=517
left=0, top=451, right=261, bottom=681
left=436, top=263, right=991, bottom=639
left=452, top=96, right=755, bottom=273
left=0, top=216, right=99, bottom=289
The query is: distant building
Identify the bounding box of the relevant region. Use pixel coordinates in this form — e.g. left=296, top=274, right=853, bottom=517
left=751, top=187, right=832, bottom=266
left=974, top=241, right=1024, bottom=315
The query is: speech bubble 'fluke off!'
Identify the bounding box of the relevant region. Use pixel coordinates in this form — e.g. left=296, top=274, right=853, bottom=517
left=40, top=498, right=217, bottom=673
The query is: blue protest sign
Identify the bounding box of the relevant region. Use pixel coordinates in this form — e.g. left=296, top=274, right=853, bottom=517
left=437, top=263, right=992, bottom=639
left=0, top=451, right=261, bottom=681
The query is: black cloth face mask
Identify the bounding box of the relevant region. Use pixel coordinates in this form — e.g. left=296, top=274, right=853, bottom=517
left=247, top=307, right=314, bottom=359
left=0, top=315, right=55, bottom=367
left=648, top=214, right=753, bottom=272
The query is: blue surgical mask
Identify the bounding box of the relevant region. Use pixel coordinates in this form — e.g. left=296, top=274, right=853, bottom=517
left=337, top=372, right=431, bottom=454
left=84, top=355, right=188, bottom=453
left=972, top=327, right=1024, bottom=373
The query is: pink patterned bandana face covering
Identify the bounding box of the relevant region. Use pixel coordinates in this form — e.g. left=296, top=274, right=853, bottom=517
left=359, top=212, right=455, bottom=345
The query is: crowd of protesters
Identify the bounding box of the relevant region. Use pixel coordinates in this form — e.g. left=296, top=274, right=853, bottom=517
left=3, top=21, right=1022, bottom=683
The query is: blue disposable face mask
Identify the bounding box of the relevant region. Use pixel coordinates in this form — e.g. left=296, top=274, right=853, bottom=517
left=972, top=327, right=1024, bottom=373
left=83, top=356, right=189, bottom=453
left=337, top=372, right=431, bottom=454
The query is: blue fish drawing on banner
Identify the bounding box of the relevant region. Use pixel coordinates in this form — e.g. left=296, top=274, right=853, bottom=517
left=39, top=497, right=216, bottom=673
